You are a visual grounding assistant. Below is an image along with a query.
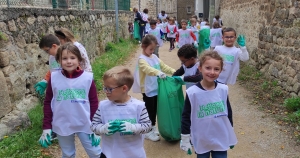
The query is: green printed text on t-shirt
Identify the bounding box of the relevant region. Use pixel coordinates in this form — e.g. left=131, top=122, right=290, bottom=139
left=197, top=101, right=225, bottom=118
left=220, top=54, right=234, bottom=63
left=56, top=89, right=86, bottom=101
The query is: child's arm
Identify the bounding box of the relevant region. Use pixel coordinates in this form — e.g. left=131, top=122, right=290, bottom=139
left=183, top=69, right=203, bottom=82
left=238, top=47, right=249, bottom=61
left=44, top=70, right=51, bottom=82
left=43, top=77, right=53, bottom=130
left=174, top=26, right=177, bottom=33
left=135, top=106, right=152, bottom=134
left=89, top=80, right=99, bottom=121
left=159, top=59, right=175, bottom=74
left=189, top=31, right=197, bottom=42
left=90, top=107, right=105, bottom=135
left=181, top=94, right=192, bottom=134
left=166, top=26, right=170, bottom=33
left=172, top=66, right=185, bottom=76
left=139, top=59, right=161, bottom=76
left=176, top=32, right=179, bottom=42
left=227, top=96, right=233, bottom=127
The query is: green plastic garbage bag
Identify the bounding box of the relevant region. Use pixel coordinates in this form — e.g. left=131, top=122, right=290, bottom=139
left=133, top=21, right=140, bottom=41
left=157, top=77, right=185, bottom=141
left=198, top=26, right=211, bottom=55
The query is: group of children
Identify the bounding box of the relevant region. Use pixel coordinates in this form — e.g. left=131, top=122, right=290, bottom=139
left=35, top=21, right=248, bottom=157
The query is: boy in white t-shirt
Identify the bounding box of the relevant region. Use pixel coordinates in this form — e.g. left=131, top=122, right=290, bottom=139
left=214, top=27, right=249, bottom=85
left=91, top=66, right=152, bottom=158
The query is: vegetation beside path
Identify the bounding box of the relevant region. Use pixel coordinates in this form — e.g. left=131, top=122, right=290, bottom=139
left=238, top=63, right=300, bottom=143
left=0, top=39, right=138, bottom=158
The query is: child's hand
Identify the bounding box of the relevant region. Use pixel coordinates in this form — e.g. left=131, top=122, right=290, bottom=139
left=89, top=133, right=100, bottom=147
left=180, top=134, right=193, bottom=155
left=158, top=72, right=166, bottom=79
left=119, top=121, right=137, bottom=134
left=237, top=35, right=246, bottom=47
left=34, top=79, right=47, bottom=96
left=39, top=129, right=52, bottom=148
left=193, top=41, right=198, bottom=48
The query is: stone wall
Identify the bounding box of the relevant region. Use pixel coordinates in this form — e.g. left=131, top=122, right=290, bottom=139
left=219, top=0, right=300, bottom=96
left=177, top=0, right=195, bottom=22
left=0, top=8, right=132, bottom=137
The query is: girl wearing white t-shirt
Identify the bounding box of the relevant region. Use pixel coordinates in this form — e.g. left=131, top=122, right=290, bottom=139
left=210, top=22, right=223, bottom=49
left=39, top=43, right=101, bottom=157
left=180, top=51, right=237, bottom=158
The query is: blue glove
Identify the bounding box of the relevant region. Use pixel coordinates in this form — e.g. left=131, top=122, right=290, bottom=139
left=237, top=35, right=246, bottom=47
left=34, top=79, right=47, bottom=96
left=89, top=133, right=100, bottom=147
left=39, top=129, right=52, bottom=148
left=203, top=38, right=211, bottom=49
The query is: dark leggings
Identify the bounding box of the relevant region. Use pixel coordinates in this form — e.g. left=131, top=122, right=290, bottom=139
left=139, top=25, right=145, bottom=40
left=142, top=93, right=157, bottom=126
left=169, top=38, right=175, bottom=49
left=100, top=153, right=106, bottom=158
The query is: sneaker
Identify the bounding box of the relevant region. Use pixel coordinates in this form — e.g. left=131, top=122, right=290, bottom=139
left=145, top=130, right=160, bottom=141
left=152, top=126, right=160, bottom=136
left=169, top=49, right=172, bottom=52
left=51, top=131, right=57, bottom=140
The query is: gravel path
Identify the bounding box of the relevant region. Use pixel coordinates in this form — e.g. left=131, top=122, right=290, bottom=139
left=51, top=44, right=300, bottom=158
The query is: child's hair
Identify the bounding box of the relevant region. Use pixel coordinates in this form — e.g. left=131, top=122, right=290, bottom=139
left=55, top=42, right=85, bottom=68
left=157, top=19, right=162, bottom=23
left=128, top=22, right=133, bottom=25
left=169, top=17, right=175, bottom=24
left=222, top=27, right=236, bottom=36
left=191, top=15, right=198, bottom=20
left=199, top=51, right=224, bottom=70
left=190, top=18, right=197, bottom=23
left=143, top=8, right=148, bottom=14
left=163, top=19, right=167, bottom=22
left=173, top=16, right=176, bottom=20
left=166, top=16, right=170, bottom=20
left=215, top=15, right=220, bottom=20
left=39, top=34, right=60, bottom=48
left=204, top=18, right=209, bottom=22
left=141, top=34, right=158, bottom=48
left=103, top=66, right=134, bottom=90
left=213, top=21, right=221, bottom=28
left=55, top=28, right=75, bottom=43
left=177, top=44, right=197, bottom=59
left=150, top=20, right=157, bottom=25
left=181, top=19, right=187, bottom=24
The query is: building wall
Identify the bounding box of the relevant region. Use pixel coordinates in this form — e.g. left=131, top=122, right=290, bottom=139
left=219, top=0, right=300, bottom=96
left=177, top=0, right=195, bottom=22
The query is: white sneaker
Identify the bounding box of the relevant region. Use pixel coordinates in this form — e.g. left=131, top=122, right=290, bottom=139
left=145, top=130, right=160, bottom=141
left=152, top=126, right=160, bottom=136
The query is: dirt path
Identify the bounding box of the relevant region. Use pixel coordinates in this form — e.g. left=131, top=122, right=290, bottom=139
left=51, top=44, right=300, bottom=158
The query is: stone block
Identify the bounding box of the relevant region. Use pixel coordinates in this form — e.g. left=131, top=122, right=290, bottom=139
left=69, top=15, right=75, bottom=20
left=7, top=20, right=17, bottom=32
left=60, top=16, right=66, bottom=21
left=258, top=41, right=266, bottom=49
left=15, top=34, right=26, bottom=48
left=293, top=40, right=300, bottom=49
left=286, top=67, right=297, bottom=77
left=27, top=17, right=36, bottom=25
left=0, top=22, right=7, bottom=31
left=293, top=18, right=300, bottom=27
left=0, top=51, right=10, bottom=67
left=16, top=96, right=39, bottom=112
left=276, top=28, right=285, bottom=38
left=0, top=70, right=11, bottom=118
left=2, top=65, right=15, bottom=77
left=293, top=82, right=300, bottom=92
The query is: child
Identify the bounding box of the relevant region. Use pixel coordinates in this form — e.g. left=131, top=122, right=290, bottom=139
left=34, top=34, right=62, bottom=96
left=162, top=19, right=168, bottom=42
left=91, top=66, right=152, bottom=158
left=190, top=18, right=200, bottom=45
left=54, top=28, right=92, bottom=72
left=176, top=19, right=197, bottom=48
left=180, top=51, right=237, bottom=157
left=166, top=17, right=177, bottom=51
left=156, top=19, right=163, bottom=30
left=145, top=17, right=151, bottom=34
left=132, top=35, right=175, bottom=141
left=39, top=42, right=101, bottom=157
left=172, top=44, right=202, bottom=89
left=210, top=21, right=223, bottom=49
left=214, top=27, right=249, bottom=85
left=148, top=20, right=164, bottom=57
left=128, top=22, right=134, bottom=39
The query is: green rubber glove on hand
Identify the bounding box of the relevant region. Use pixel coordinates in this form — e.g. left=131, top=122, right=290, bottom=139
left=172, top=76, right=185, bottom=85
left=180, top=134, right=193, bottom=155
left=119, top=121, right=137, bottom=135
left=89, top=133, right=100, bottom=147
left=39, top=129, right=52, bottom=148
left=34, top=79, right=47, bottom=96
left=237, top=35, right=246, bottom=47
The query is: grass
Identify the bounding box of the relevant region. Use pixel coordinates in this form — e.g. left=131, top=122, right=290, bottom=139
left=0, top=38, right=138, bottom=157
left=238, top=62, right=300, bottom=142
left=0, top=31, right=8, bottom=41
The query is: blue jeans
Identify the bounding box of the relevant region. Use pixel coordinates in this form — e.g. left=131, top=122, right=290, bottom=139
left=57, top=132, right=101, bottom=158
left=139, top=24, right=145, bottom=40
left=197, top=151, right=227, bottom=158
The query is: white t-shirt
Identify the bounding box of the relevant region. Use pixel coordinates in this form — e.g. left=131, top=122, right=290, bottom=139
left=210, top=28, right=223, bottom=47
left=158, top=13, right=168, bottom=20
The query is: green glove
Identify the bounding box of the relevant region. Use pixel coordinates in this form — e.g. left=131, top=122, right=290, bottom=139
left=187, top=148, right=192, bottom=155
left=203, top=38, right=211, bottom=50
left=230, top=145, right=235, bottom=149
left=105, top=121, right=123, bottom=136
left=237, top=35, right=246, bottom=47
left=172, top=76, right=185, bottom=85
left=39, top=129, right=52, bottom=148
left=89, top=133, right=100, bottom=147
left=34, top=80, right=48, bottom=96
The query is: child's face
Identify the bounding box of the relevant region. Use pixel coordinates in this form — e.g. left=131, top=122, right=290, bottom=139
left=179, top=56, right=196, bottom=67
left=41, top=44, right=59, bottom=56
left=142, top=42, right=157, bottom=57
left=181, top=22, right=187, bottom=29
left=103, top=77, right=127, bottom=102
left=222, top=31, right=236, bottom=47
left=60, top=49, right=80, bottom=74
left=198, top=58, right=222, bottom=83
left=150, top=24, right=156, bottom=30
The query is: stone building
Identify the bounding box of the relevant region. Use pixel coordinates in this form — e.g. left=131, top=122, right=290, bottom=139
left=219, top=0, right=300, bottom=96
left=130, top=0, right=177, bottom=19
left=177, top=0, right=195, bottom=22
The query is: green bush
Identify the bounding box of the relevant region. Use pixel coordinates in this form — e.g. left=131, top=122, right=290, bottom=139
left=283, top=97, right=300, bottom=112
left=105, top=42, right=115, bottom=52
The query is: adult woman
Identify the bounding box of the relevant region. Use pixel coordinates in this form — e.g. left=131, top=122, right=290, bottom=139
left=133, top=7, right=147, bottom=42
